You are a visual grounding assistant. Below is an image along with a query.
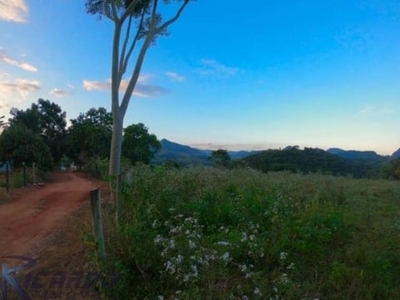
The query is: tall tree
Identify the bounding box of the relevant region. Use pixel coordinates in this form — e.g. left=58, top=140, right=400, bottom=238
left=67, top=107, right=112, bottom=164
left=122, top=123, right=161, bottom=165
left=86, top=0, right=193, bottom=219
left=0, top=123, right=53, bottom=171
left=210, top=149, right=231, bottom=168
left=9, top=99, right=67, bottom=163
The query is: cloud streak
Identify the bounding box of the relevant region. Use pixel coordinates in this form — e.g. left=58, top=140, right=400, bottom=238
left=0, top=0, right=28, bottom=23
left=0, top=100, right=9, bottom=109
left=360, top=106, right=395, bottom=116
left=49, top=88, right=71, bottom=98
left=0, top=48, right=37, bottom=72
left=166, top=71, right=185, bottom=82
left=82, top=76, right=168, bottom=97
left=0, top=79, right=40, bottom=98
left=198, top=59, right=239, bottom=77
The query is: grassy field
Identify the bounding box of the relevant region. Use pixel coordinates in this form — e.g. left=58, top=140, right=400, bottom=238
left=90, top=166, right=400, bottom=300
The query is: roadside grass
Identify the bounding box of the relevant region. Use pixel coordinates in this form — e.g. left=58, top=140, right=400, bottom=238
left=91, top=166, right=400, bottom=299
left=0, top=168, right=34, bottom=190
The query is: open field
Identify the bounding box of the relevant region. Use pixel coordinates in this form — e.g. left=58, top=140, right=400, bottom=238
left=96, top=166, right=400, bottom=300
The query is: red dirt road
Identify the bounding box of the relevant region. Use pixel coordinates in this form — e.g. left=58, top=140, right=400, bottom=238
left=0, top=172, right=98, bottom=257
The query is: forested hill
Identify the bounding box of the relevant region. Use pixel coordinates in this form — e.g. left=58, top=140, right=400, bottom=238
left=152, top=139, right=258, bottom=166
left=241, top=147, right=387, bottom=178
left=327, top=148, right=385, bottom=160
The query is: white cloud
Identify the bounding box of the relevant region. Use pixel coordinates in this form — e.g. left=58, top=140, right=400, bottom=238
left=49, top=88, right=71, bottom=98
left=82, top=75, right=168, bottom=97
left=0, top=100, right=9, bottom=109
left=198, top=59, right=239, bottom=77
left=0, top=79, right=40, bottom=98
left=0, top=48, right=37, bottom=72
left=166, top=71, right=185, bottom=82
left=0, top=0, right=28, bottom=23
left=360, top=106, right=395, bottom=116
left=82, top=80, right=109, bottom=91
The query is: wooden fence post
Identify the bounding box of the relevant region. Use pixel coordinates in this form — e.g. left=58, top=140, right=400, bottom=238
left=32, top=163, right=36, bottom=185
left=5, top=161, right=9, bottom=192
left=90, top=188, right=106, bottom=265
left=23, top=162, right=26, bottom=187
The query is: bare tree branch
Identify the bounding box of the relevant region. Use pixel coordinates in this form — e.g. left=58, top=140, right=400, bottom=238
left=120, top=0, right=159, bottom=116
left=156, top=0, right=189, bottom=34
left=122, top=8, right=146, bottom=75
left=119, top=15, right=133, bottom=80
left=110, top=1, right=119, bottom=21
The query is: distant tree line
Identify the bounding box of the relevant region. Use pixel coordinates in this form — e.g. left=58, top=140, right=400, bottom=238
left=1, top=99, right=398, bottom=181
left=241, top=146, right=397, bottom=179
left=0, top=99, right=160, bottom=172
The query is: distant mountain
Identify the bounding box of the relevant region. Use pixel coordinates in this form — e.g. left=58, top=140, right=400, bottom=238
left=229, top=150, right=259, bottom=160
left=327, top=148, right=384, bottom=160
left=392, top=148, right=400, bottom=159
left=158, top=139, right=210, bottom=158
left=152, top=139, right=258, bottom=166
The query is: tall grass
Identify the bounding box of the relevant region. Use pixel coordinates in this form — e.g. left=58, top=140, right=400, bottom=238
left=92, top=166, right=400, bottom=299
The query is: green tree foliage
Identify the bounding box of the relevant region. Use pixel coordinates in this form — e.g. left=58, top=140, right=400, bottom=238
left=9, top=99, right=67, bottom=163
left=210, top=149, right=231, bottom=168
left=381, top=158, right=400, bottom=179
left=0, top=123, right=53, bottom=170
left=67, top=107, right=112, bottom=164
left=0, top=116, right=7, bottom=128
left=243, top=147, right=384, bottom=178
left=122, top=123, right=161, bottom=165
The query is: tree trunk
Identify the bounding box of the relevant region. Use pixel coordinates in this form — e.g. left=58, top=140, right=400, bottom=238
left=109, top=109, right=123, bottom=223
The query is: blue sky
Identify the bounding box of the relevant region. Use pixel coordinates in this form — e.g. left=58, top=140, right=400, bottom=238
left=0, top=0, right=399, bottom=155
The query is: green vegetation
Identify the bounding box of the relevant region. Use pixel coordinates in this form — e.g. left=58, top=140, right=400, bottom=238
left=122, top=123, right=161, bottom=165
left=0, top=102, right=161, bottom=175
left=88, top=166, right=400, bottom=299
left=0, top=167, right=33, bottom=190
left=210, top=149, right=231, bottom=168
left=242, top=147, right=388, bottom=178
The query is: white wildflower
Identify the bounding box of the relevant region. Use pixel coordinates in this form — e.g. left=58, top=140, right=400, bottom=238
left=240, top=264, right=247, bottom=272
left=217, top=241, right=230, bottom=246
left=176, top=255, right=184, bottom=264
left=189, top=240, right=196, bottom=249
left=280, top=251, right=287, bottom=261
left=205, top=253, right=216, bottom=261
left=165, top=261, right=175, bottom=274
left=152, top=220, right=158, bottom=228
left=287, top=262, right=295, bottom=270
left=222, top=252, right=230, bottom=262
left=154, top=234, right=163, bottom=244
left=241, top=232, right=248, bottom=242
left=254, top=287, right=262, bottom=296
left=170, top=226, right=181, bottom=234
left=191, top=264, right=198, bottom=277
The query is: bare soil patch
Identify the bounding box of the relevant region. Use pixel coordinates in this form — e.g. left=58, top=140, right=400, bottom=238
left=0, top=171, right=109, bottom=299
